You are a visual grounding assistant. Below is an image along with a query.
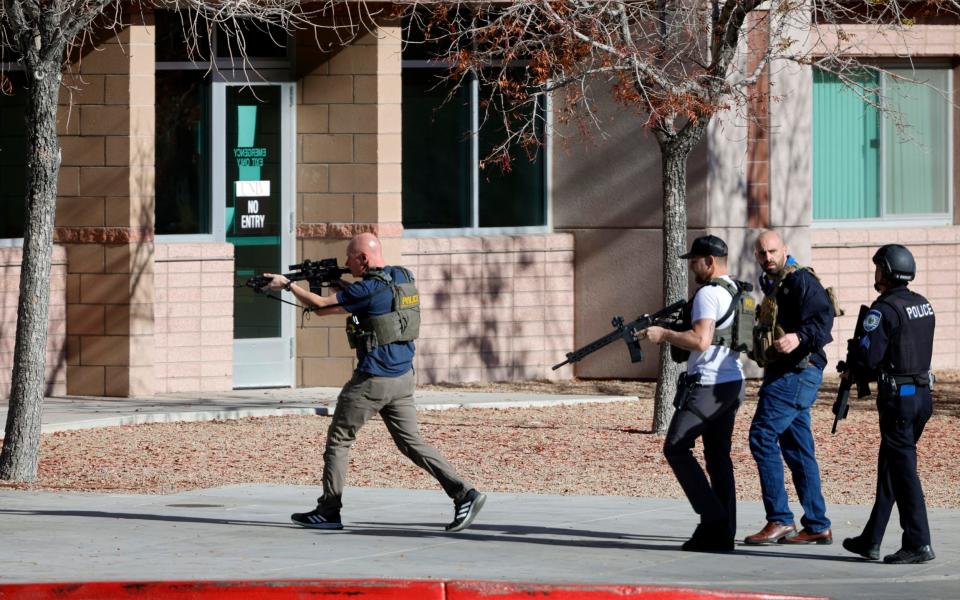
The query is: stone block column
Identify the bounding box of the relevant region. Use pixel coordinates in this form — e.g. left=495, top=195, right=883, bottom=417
left=57, top=18, right=156, bottom=397
left=294, top=21, right=403, bottom=387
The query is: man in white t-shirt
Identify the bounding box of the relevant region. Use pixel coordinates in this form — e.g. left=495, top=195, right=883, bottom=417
left=639, top=234, right=745, bottom=552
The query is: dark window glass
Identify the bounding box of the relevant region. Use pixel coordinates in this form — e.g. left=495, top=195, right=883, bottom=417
left=402, top=69, right=471, bottom=229
left=0, top=74, right=27, bottom=239
left=155, top=71, right=211, bottom=234
left=401, top=66, right=547, bottom=230
left=156, top=10, right=210, bottom=62
left=216, top=20, right=289, bottom=60
left=478, top=92, right=546, bottom=228
left=401, top=11, right=458, bottom=61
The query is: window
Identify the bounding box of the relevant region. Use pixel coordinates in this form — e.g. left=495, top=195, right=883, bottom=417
left=155, top=71, right=211, bottom=235
left=813, top=67, right=952, bottom=222
left=402, top=53, right=548, bottom=233
left=154, top=11, right=290, bottom=237
left=0, top=73, right=27, bottom=240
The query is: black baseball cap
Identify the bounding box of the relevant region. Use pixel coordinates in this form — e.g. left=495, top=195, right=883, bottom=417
left=679, top=234, right=728, bottom=259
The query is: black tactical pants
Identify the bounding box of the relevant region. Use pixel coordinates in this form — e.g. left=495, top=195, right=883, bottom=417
left=862, top=385, right=933, bottom=548
left=663, top=378, right=744, bottom=535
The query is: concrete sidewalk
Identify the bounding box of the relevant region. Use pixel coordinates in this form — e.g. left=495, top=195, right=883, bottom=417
left=1, top=389, right=957, bottom=599
left=1, top=485, right=957, bottom=599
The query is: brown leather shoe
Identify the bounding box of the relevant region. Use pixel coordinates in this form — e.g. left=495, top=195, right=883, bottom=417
left=744, top=522, right=797, bottom=545
left=780, top=527, right=833, bottom=545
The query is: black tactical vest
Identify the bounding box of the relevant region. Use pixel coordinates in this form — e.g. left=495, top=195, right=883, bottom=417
left=876, top=287, right=935, bottom=376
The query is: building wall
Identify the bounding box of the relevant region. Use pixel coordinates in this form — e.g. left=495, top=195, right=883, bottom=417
left=292, top=24, right=406, bottom=387
left=402, top=234, right=574, bottom=384
left=153, top=243, right=234, bottom=394
left=0, top=247, right=67, bottom=399
left=56, top=18, right=157, bottom=397
left=812, top=227, right=960, bottom=371
left=552, top=89, right=710, bottom=379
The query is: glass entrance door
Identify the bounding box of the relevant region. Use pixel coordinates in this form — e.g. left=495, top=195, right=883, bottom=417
left=214, top=82, right=295, bottom=388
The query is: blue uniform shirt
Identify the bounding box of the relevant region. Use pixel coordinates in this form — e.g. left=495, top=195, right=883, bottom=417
left=336, top=266, right=415, bottom=377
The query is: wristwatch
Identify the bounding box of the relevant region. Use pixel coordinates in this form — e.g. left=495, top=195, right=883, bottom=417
left=283, top=282, right=292, bottom=292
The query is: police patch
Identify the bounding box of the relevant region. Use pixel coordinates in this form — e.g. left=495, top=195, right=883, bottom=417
left=862, top=309, right=882, bottom=333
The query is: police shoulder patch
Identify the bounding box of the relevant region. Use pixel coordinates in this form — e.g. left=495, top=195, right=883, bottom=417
left=862, top=309, right=883, bottom=333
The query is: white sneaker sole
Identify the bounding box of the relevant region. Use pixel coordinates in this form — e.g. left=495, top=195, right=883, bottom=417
left=291, top=517, right=344, bottom=530
left=446, top=493, right=487, bottom=532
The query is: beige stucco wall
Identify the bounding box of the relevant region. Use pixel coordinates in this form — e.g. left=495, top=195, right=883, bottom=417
left=551, top=90, right=709, bottom=378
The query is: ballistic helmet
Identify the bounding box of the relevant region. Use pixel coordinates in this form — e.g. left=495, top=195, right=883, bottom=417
left=872, top=244, right=915, bottom=283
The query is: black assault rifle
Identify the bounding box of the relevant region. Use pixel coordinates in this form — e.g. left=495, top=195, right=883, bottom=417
left=552, top=300, right=686, bottom=370
left=245, top=258, right=350, bottom=295
left=832, top=304, right=873, bottom=434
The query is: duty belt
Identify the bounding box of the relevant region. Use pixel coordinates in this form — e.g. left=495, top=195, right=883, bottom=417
left=886, top=373, right=930, bottom=387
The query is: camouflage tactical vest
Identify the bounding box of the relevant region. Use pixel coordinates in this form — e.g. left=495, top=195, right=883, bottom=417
left=749, top=265, right=843, bottom=367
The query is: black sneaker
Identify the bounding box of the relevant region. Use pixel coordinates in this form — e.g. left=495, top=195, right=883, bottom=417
left=291, top=505, right=343, bottom=530
left=446, top=489, right=486, bottom=532
left=681, top=522, right=735, bottom=553
left=883, top=545, right=935, bottom=564
left=842, top=536, right=880, bottom=560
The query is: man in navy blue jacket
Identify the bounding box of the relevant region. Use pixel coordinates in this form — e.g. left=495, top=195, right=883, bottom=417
left=265, top=232, right=485, bottom=532
left=744, top=229, right=835, bottom=546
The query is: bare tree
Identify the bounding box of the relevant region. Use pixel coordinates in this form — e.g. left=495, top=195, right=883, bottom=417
left=0, top=0, right=382, bottom=481
left=403, top=0, right=958, bottom=432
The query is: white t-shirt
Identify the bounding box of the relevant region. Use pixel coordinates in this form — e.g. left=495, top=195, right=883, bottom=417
left=686, top=276, right=744, bottom=385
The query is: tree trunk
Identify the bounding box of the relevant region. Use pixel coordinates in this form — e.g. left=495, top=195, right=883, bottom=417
left=1, top=57, right=63, bottom=482
left=652, top=144, right=690, bottom=434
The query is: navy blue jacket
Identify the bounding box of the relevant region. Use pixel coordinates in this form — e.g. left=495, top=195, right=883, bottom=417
left=769, top=268, right=834, bottom=369
left=336, top=266, right=415, bottom=377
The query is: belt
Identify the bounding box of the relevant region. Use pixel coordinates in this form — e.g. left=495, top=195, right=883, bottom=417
left=889, top=373, right=929, bottom=387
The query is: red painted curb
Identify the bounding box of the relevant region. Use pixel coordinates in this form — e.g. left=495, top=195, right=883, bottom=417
left=448, top=581, right=826, bottom=599
left=0, top=579, right=829, bottom=600
left=0, top=580, right=443, bottom=600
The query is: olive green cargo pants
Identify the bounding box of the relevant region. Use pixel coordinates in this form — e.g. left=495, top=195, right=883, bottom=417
left=318, top=369, right=473, bottom=509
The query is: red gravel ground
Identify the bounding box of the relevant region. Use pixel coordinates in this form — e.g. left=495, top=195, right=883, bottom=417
left=2, top=376, right=958, bottom=509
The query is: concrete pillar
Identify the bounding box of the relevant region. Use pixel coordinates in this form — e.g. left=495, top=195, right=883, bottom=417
left=294, top=21, right=403, bottom=386
left=57, top=17, right=156, bottom=396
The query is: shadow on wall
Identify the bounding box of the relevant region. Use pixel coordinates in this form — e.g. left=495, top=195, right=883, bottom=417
left=416, top=247, right=549, bottom=384
left=0, top=249, right=67, bottom=400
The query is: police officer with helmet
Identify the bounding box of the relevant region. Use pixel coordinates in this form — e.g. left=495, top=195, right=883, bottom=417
left=841, top=244, right=936, bottom=564
left=264, top=232, right=486, bottom=532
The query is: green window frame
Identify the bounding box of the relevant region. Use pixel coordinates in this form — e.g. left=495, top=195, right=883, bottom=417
left=813, top=66, right=952, bottom=224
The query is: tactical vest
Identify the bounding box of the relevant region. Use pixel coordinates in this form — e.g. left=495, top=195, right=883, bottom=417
left=670, top=278, right=755, bottom=363
left=749, top=265, right=843, bottom=367
left=345, top=267, right=421, bottom=352
left=875, top=288, right=935, bottom=377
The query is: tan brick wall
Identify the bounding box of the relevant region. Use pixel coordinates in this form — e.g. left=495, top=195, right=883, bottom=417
left=296, top=25, right=402, bottom=229
left=811, top=226, right=960, bottom=371
left=294, top=20, right=405, bottom=387
left=153, top=243, right=234, bottom=394
left=0, top=247, right=68, bottom=398
left=402, top=234, right=575, bottom=384
left=58, top=18, right=157, bottom=397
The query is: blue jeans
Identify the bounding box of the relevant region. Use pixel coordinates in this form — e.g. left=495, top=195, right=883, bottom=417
left=749, top=364, right=831, bottom=532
